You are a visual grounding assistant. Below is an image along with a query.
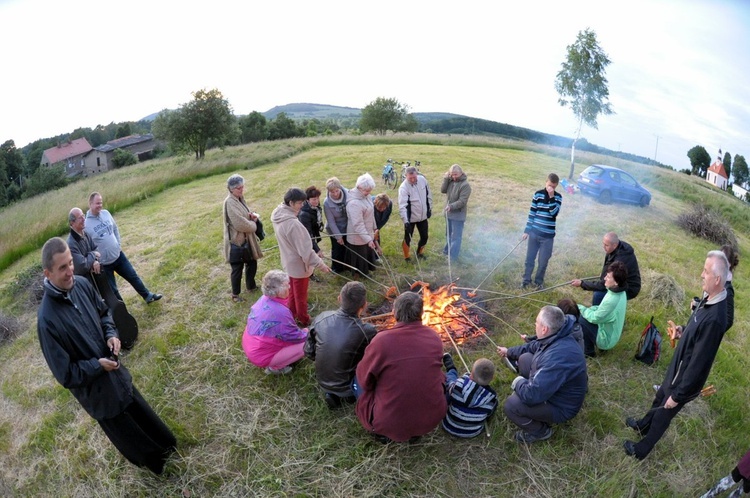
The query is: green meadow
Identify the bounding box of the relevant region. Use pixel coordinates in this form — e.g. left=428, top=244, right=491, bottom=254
left=0, top=135, right=747, bottom=497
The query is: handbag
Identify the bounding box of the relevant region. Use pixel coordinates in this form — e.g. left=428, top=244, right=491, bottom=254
left=240, top=241, right=253, bottom=263
left=255, top=218, right=266, bottom=241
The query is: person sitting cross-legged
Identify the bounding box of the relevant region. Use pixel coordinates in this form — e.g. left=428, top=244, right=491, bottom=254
left=577, top=260, right=628, bottom=357
left=304, top=281, right=377, bottom=409
left=497, top=305, right=588, bottom=444
left=441, top=355, right=498, bottom=438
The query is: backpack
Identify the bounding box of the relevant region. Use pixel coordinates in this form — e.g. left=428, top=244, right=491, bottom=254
left=635, top=316, right=662, bottom=365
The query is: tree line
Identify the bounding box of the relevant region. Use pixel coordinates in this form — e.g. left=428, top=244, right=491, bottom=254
left=687, top=145, right=749, bottom=188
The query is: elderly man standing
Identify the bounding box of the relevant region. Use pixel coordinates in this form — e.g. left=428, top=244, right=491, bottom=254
left=67, top=207, right=101, bottom=287
left=572, top=232, right=641, bottom=305
left=85, top=192, right=162, bottom=304
left=497, top=305, right=587, bottom=443
left=354, top=292, right=447, bottom=443
left=398, top=166, right=432, bottom=261
left=304, top=281, right=377, bottom=409
left=624, top=251, right=729, bottom=461
left=37, top=238, right=176, bottom=474
left=440, top=163, right=471, bottom=259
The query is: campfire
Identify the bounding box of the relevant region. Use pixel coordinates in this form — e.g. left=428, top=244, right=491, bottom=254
left=367, top=282, right=486, bottom=345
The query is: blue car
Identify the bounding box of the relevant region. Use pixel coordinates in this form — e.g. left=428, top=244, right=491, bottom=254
left=577, top=165, right=651, bottom=207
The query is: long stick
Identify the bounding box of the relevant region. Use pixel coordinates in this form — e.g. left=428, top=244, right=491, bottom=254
left=441, top=318, right=469, bottom=372
left=470, top=238, right=525, bottom=295
left=445, top=211, right=452, bottom=284
left=457, top=309, right=499, bottom=348
left=323, top=256, right=391, bottom=291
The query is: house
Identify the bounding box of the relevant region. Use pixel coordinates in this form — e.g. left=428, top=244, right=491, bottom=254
left=40, top=138, right=93, bottom=177
left=733, top=182, right=749, bottom=202
left=84, top=134, right=157, bottom=174
left=706, top=151, right=728, bottom=191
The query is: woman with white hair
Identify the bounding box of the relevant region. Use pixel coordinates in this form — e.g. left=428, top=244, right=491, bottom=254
left=242, top=270, right=308, bottom=375
left=346, top=173, right=378, bottom=276
left=223, top=174, right=263, bottom=303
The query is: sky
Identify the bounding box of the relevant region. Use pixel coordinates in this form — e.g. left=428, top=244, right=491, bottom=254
left=1, top=0, right=748, bottom=172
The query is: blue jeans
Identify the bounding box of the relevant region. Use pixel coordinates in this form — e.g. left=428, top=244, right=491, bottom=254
left=102, top=251, right=151, bottom=301
left=443, top=220, right=465, bottom=259
left=351, top=376, right=362, bottom=399
left=523, top=232, right=555, bottom=286
left=592, top=290, right=606, bottom=306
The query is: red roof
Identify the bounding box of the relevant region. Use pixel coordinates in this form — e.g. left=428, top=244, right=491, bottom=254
left=708, top=160, right=728, bottom=179
left=42, top=138, right=93, bottom=164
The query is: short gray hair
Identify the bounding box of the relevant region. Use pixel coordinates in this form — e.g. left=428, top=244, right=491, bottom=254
left=538, top=305, right=565, bottom=334
left=405, top=166, right=418, bottom=175
left=355, top=173, right=376, bottom=190
left=707, top=250, right=729, bottom=287
left=227, top=174, right=244, bottom=191
left=68, top=207, right=82, bottom=225
left=326, top=177, right=343, bottom=191
left=449, top=164, right=463, bottom=175
left=261, top=270, right=289, bottom=297
left=394, top=292, right=423, bottom=323
left=42, top=237, right=69, bottom=271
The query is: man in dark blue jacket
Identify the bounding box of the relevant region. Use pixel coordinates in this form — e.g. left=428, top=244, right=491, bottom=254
left=497, top=305, right=588, bottom=443
left=624, top=250, right=728, bottom=460
left=37, top=237, right=175, bottom=474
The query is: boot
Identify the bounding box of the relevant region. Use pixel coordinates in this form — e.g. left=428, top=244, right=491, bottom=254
left=442, top=353, right=456, bottom=372
left=402, top=241, right=411, bottom=260
left=700, top=474, right=737, bottom=498
left=417, top=245, right=427, bottom=260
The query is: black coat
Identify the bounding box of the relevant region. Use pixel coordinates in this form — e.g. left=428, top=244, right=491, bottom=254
left=581, top=240, right=642, bottom=300
left=298, top=202, right=323, bottom=253
left=663, top=293, right=727, bottom=404
left=37, top=276, right=134, bottom=420
left=304, top=309, right=377, bottom=396
left=67, top=228, right=98, bottom=284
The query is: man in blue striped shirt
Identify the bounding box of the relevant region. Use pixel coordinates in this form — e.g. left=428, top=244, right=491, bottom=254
left=522, top=173, right=562, bottom=289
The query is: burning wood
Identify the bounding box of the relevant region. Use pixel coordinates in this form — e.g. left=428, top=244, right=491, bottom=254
left=366, top=282, right=486, bottom=345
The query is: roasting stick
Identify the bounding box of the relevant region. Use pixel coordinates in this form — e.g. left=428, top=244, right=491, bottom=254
left=468, top=238, right=525, bottom=296
left=457, top=309, right=499, bottom=348
left=445, top=211, right=453, bottom=284
left=440, top=317, right=470, bottom=372
left=323, top=256, right=392, bottom=293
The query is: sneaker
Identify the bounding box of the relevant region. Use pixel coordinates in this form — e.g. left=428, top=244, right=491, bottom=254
left=503, top=357, right=518, bottom=374
left=146, top=293, right=163, bottom=304
left=310, top=274, right=321, bottom=283
left=653, top=384, right=660, bottom=392
left=514, top=426, right=553, bottom=444
left=623, top=440, right=641, bottom=459
left=265, top=366, right=292, bottom=375
left=442, top=353, right=456, bottom=372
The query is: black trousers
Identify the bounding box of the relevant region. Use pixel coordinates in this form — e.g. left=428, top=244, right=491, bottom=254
left=404, top=219, right=429, bottom=250
left=229, top=244, right=257, bottom=295
left=631, top=386, right=684, bottom=459
left=98, top=387, right=176, bottom=474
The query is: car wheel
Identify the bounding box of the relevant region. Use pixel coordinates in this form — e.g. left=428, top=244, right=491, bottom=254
left=599, top=190, right=611, bottom=204
left=639, top=195, right=650, bottom=207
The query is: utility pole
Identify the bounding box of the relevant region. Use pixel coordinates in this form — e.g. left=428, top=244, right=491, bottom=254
left=653, top=135, right=660, bottom=162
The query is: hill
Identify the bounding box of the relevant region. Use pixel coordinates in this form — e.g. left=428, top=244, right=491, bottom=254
left=0, top=135, right=747, bottom=496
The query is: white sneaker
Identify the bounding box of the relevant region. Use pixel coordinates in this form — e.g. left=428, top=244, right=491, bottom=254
left=503, top=357, right=518, bottom=374
left=265, top=366, right=293, bottom=375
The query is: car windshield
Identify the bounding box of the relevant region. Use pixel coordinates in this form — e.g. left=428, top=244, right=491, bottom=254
left=583, top=166, right=604, bottom=177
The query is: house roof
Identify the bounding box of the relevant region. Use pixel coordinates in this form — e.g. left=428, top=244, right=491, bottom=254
left=94, top=133, right=154, bottom=152
left=42, top=138, right=93, bottom=164
left=708, top=160, right=728, bottom=179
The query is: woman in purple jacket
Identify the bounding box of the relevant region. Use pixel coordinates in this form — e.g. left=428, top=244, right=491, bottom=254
left=242, top=270, right=308, bottom=375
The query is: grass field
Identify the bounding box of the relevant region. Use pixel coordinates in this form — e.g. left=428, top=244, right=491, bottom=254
left=0, top=135, right=748, bottom=497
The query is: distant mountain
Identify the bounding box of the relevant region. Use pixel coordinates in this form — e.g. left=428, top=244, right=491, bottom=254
left=262, top=103, right=361, bottom=120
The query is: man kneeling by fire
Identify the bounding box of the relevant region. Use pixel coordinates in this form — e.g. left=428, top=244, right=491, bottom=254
left=497, top=305, right=588, bottom=443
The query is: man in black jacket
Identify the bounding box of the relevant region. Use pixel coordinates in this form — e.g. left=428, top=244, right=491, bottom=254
left=304, top=281, right=377, bottom=409
left=67, top=207, right=102, bottom=287
left=572, top=232, right=641, bottom=304
left=37, top=237, right=176, bottom=474
left=623, top=250, right=728, bottom=460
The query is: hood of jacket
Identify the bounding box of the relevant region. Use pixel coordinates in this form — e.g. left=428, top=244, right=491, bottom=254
left=271, top=203, right=298, bottom=224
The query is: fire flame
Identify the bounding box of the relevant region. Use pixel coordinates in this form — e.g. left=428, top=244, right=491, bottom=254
left=413, top=281, right=486, bottom=344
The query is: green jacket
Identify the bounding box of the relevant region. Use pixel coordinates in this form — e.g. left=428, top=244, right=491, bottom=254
left=578, top=289, right=627, bottom=350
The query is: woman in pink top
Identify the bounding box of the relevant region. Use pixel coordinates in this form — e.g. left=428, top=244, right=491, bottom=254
left=242, top=270, right=308, bottom=375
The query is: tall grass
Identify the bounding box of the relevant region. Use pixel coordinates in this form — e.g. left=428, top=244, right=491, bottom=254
left=0, top=138, right=748, bottom=496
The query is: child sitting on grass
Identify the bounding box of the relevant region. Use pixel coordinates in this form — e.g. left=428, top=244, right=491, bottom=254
left=441, top=355, right=498, bottom=438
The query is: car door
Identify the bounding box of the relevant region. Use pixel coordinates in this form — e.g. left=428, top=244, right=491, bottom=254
left=619, top=172, right=641, bottom=203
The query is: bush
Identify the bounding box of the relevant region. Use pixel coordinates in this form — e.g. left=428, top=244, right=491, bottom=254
left=7, top=263, right=44, bottom=312
left=676, top=204, right=738, bottom=247
left=112, top=149, right=138, bottom=168
left=0, top=312, right=23, bottom=345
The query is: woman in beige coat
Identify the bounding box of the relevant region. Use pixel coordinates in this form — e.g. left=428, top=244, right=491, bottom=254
left=223, top=174, right=263, bottom=302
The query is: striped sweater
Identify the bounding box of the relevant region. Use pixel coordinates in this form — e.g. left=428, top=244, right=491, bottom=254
left=524, top=188, right=562, bottom=237
left=442, top=374, right=498, bottom=438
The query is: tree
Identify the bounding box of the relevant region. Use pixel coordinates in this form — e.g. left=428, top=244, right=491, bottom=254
left=723, top=150, right=732, bottom=179
left=22, top=164, right=68, bottom=198
left=687, top=145, right=711, bottom=178
left=359, top=97, right=413, bottom=135
left=238, top=112, right=269, bottom=143
left=116, top=123, right=132, bottom=139
left=152, top=88, right=236, bottom=159
left=554, top=29, right=614, bottom=178
left=1, top=140, right=25, bottom=188
left=733, top=154, right=748, bottom=186
left=111, top=149, right=138, bottom=168
left=267, top=112, right=302, bottom=140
